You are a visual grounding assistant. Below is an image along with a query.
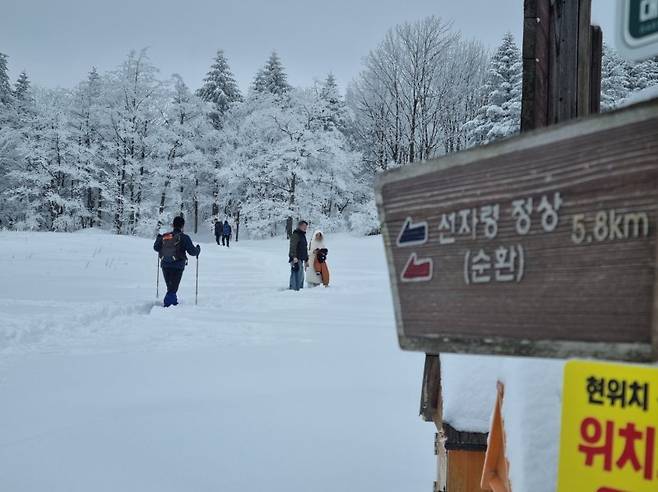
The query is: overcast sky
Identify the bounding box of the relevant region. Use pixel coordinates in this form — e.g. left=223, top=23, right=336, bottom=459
left=1, top=0, right=616, bottom=92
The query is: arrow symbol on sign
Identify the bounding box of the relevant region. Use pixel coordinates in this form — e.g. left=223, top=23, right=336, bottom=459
left=396, top=217, right=428, bottom=247
left=401, top=253, right=433, bottom=282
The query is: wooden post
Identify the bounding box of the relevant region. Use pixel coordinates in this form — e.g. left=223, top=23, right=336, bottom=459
left=589, top=25, right=603, bottom=114
left=420, top=355, right=446, bottom=492
left=576, top=0, right=592, bottom=118
left=548, top=0, right=580, bottom=123
left=521, top=0, right=550, bottom=131
left=420, top=355, right=442, bottom=422
left=522, top=0, right=600, bottom=129
left=421, top=356, right=488, bottom=492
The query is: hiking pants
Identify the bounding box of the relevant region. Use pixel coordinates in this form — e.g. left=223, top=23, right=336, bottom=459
left=162, top=267, right=184, bottom=294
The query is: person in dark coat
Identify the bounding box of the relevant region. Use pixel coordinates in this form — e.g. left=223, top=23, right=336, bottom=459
left=214, top=219, right=222, bottom=245
left=222, top=220, right=232, bottom=247
left=288, top=220, right=309, bottom=291
left=153, top=216, right=201, bottom=307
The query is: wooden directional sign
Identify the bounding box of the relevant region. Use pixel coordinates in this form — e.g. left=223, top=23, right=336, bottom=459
left=375, top=99, right=658, bottom=361
left=617, top=0, right=658, bottom=61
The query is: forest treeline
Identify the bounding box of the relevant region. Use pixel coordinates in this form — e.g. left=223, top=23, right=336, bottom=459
left=0, top=16, right=655, bottom=237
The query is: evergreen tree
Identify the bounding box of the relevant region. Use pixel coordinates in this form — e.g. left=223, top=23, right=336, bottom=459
left=196, top=50, right=242, bottom=128
left=628, top=56, right=658, bottom=92
left=0, top=52, right=19, bottom=227
left=0, top=53, right=12, bottom=106
left=85, top=67, right=102, bottom=100
left=601, top=44, right=631, bottom=112
left=12, top=71, right=35, bottom=119
left=319, top=73, right=347, bottom=131
left=252, top=51, right=291, bottom=96
left=13, top=71, right=30, bottom=101
left=463, top=32, right=522, bottom=146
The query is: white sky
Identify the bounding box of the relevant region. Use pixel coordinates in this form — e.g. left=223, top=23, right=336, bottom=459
left=1, top=0, right=616, bottom=92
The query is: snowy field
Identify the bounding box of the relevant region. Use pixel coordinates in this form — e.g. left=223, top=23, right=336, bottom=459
left=0, top=230, right=433, bottom=491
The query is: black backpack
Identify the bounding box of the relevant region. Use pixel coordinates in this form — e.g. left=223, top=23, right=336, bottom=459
left=160, top=231, right=185, bottom=262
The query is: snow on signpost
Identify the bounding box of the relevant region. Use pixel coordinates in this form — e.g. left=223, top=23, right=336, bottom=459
left=617, top=0, right=658, bottom=61
left=375, top=98, right=658, bottom=362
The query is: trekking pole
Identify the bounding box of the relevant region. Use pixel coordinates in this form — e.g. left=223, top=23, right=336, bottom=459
left=156, top=255, right=160, bottom=299
left=195, top=256, right=199, bottom=305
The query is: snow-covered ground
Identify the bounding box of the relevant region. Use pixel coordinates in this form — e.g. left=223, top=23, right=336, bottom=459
left=0, top=230, right=433, bottom=491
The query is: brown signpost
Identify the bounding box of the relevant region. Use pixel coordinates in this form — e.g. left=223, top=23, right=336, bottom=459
left=376, top=99, right=658, bottom=362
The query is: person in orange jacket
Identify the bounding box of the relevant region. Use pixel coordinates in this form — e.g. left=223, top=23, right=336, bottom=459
left=306, top=230, right=330, bottom=287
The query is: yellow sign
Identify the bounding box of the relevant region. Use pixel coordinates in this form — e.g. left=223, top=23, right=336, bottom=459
left=557, top=360, right=658, bottom=492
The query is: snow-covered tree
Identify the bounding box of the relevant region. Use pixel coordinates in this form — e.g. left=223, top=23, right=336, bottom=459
left=0, top=54, right=21, bottom=227
left=13, top=71, right=30, bottom=100
left=0, top=53, right=12, bottom=106
left=463, top=32, right=522, bottom=147
left=220, top=86, right=364, bottom=236
left=252, top=51, right=291, bottom=96
left=628, top=58, right=655, bottom=92
left=6, top=88, right=87, bottom=231
left=12, top=71, right=36, bottom=122
left=438, top=39, right=488, bottom=153
left=601, top=44, right=632, bottom=112
left=104, top=49, right=164, bottom=234
left=196, top=50, right=242, bottom=128
left=319, top=73, right=347, bottom=131
left=0, top=48, right=373, bottom=237
left=348, top=16, right=485, bottom=171
left=68, top=67, right=106, bottom=228
left=157, top=74, right=213, bottom=233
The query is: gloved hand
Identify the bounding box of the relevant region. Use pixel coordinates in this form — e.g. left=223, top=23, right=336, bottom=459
left=196, top=244, right=201, bottom=256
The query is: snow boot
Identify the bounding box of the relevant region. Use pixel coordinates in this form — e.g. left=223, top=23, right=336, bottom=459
left=163, top=291, right=176, bottom=307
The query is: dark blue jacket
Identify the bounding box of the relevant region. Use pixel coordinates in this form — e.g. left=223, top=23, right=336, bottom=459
left=154, top=228, right=200, bottom=270
left=223, top=222, right=232, bottom=236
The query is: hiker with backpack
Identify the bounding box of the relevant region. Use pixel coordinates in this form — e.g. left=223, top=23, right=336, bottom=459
left=154, top=216, right=201, bottom=307
left=222, top=220, right=232, bottom=247
left=306, top=230, right=330, bottom=287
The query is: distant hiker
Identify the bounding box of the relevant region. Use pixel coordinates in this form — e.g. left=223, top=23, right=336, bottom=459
left=214, top=219, right=222, bottom=245
left=306, top=230, right=330, bottom=287
left=154, top=216, right=201, bottom=307
left=288, top=220, right=309, bottom=291
left=222, top=220, right=232, bottom=247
